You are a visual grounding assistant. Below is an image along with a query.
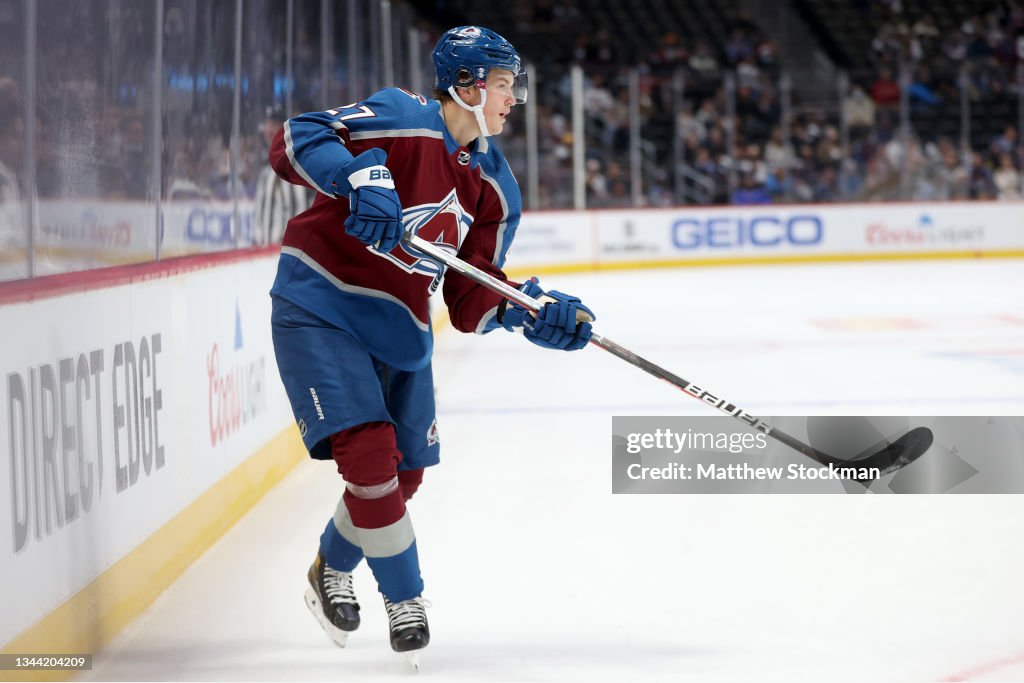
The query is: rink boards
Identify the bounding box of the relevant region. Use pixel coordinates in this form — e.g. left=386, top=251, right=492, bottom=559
left=1, top=200, right=1023, bottom=677
left=507, top=201, right=1024, bottom=274
left=0, top=249, right=303, bottom=677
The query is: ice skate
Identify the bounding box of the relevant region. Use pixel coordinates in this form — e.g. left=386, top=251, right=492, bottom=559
left=304, top=551, right=360, bottom=647
left=384, top=596, right=430, bottom=668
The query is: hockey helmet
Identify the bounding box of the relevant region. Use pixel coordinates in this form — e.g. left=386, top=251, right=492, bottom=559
left=432, top=26, right=527, bottom=104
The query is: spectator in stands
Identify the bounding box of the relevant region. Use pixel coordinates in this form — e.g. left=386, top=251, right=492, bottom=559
left=585, top=158, right=609, bottom=205
left=736, top=57, right=761, bottom=91
left=813, top=166, right=840, bottom=201
left=912, top=13, right=940, bottom=45
left=738, top=143, right=768, bottom=185
left=943, top=29, right=969, bottom=63
left=732, top=173, right=770, bottom=205
left=676, top=103, right=707, bottom=144
left=695, top=99, right=719, bottom=129
left=765, top=166, right=793, bottom=201
left=816, top=125, right=843, bottom=168
left=689, top=42, right=720, bottom=81
left=725, top=29, right=755, bottom=65
left=968, top=151, right=998, bottom=199
left=650, top=32, right=689, bottom=76
left=712, top=123, right=732, bottom=157
left=843, top=84, right=877, bottom=133
left=756, top=39, right=780, bottom=79
left=764, top=127, right=794, bottom=171
left=993, top=153, right=1021, bottom=199
left=932, top=141, right=970, bottom=200
left=871, top=67, right=901, bottom=109
left=965, top=18, right=995, bottom=60
left=990, top=125, right=1018, bottom=157
left=908, top=66, right=941, bottom=108
left=693, top=147, right=718, bottom=178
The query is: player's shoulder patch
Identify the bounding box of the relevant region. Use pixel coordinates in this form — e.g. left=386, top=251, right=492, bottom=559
left=391, top=87, right=429, bottom=106
left=371, top=87, right=430, bottom=114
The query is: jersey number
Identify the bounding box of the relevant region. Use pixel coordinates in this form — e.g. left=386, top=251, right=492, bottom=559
left=327, top=104, right=377, bottom=121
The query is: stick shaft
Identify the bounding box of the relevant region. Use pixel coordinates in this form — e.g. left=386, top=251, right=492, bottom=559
left=405, top=233, right=839, bottom=466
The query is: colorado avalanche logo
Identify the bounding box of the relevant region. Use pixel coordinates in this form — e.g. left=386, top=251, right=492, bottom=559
left=373, top=188, right=474, bottom=293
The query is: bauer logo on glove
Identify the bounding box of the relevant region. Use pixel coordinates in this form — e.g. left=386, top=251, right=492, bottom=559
left=338, top=148, right=404, bottom=253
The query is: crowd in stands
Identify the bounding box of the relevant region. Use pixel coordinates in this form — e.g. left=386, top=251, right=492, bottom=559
left=512, top=0, right=1024, bottom=207
left=8, top=0, right=1024, bottom=214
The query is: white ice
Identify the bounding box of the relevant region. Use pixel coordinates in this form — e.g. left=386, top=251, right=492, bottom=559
left=82, top=259, right=1024, bottom=682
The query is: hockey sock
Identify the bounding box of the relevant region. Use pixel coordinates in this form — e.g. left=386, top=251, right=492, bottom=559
left=344, top=486, right=424, bottom=603
left=319, top=498, right=364, bottom=572
left=331, top=424, right=424, bottom=603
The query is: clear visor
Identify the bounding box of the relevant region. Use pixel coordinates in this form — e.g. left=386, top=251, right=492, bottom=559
left=511, top=69, right=528, bottom=104
left=485, top=68, right=528, bottom=105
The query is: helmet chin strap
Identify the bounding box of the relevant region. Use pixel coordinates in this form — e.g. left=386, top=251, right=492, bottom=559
left=448, top=84, right=491, bottom=148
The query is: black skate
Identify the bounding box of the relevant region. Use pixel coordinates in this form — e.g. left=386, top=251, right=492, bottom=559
left=384, top=596, right=430, bottom=669
left=304, top=551, right=360, bottom=647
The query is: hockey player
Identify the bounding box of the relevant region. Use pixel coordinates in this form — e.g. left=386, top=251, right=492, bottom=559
left=268, top=26, right=596, bottom=663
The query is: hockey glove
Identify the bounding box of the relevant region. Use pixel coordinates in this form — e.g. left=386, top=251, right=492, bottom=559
left=341, top=149, right=404, bottom=253
left=499, top=277, right=595, bottom=351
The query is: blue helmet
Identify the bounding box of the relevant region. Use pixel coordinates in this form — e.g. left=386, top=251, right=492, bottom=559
left=432, top=26, right=527, bottom=103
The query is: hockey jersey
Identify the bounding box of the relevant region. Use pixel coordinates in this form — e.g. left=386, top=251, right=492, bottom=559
left=269, top=88, right=522, bottom=371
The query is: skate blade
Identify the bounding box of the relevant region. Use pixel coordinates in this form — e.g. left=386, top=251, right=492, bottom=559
left=402, top=650, right=421, bottom=672
left=304, top=585, right=349, bottom=648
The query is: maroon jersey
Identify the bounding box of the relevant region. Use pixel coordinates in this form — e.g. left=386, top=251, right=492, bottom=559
left=269, top=88, right=522, bottom=370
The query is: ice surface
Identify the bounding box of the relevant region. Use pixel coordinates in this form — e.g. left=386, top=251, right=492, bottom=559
left=82, top=259, right=1024, bottom=682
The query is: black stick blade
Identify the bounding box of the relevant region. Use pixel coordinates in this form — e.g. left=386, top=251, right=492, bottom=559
left=852, top=426, right=934, bottom=482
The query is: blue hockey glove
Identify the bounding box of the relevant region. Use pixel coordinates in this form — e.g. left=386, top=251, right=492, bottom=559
left=499, top=277, right=595, bottom=351
left=341, top=149, right=404, bottom=253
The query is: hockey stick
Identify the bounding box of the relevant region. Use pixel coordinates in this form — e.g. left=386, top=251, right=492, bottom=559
left=403, top=233, right=933, bottom=483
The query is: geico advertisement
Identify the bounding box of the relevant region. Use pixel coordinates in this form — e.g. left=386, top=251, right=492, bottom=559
left=599, top=203, right=1024, bottom=261
left=596, top=209, right=825, bottom=260
left=0, top=256, right=289, bottom=645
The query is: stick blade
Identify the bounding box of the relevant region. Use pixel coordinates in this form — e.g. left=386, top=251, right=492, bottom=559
left=852, top=426, right=934, bottom=482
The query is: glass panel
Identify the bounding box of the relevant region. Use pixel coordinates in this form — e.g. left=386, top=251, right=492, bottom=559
left=411, top=25, right=436, bottom=99
left=365, top=0, right=380, bottom=94
left=292, top=0, right=324, bottom=113
left=161, top=0, right=237, bottom=256
left=322, top=0, right=347, bottom=106
left=583, top=65, right=633, bottom=208
left=535, top=73, right=574, bottom=209
left=390, top=2, right=409, bottom=90
left=640, top=71, right=676, bottom=207
left=34, top=0, right=158, bottom=274
left=0, top=0, right=27, bottom=281
left=242, top=0, right=309, bottom=245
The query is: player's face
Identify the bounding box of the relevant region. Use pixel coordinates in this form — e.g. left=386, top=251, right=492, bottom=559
left=482, top=70, right=516, bottom=135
